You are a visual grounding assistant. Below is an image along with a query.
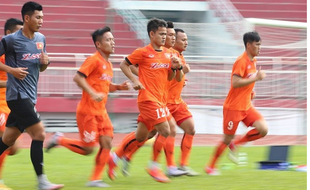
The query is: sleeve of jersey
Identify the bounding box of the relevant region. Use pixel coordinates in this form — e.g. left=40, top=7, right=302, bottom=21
left=232, top=59, right=246, bottom=78
left=0, top=55, right=4, bottom=64
left=0, top=36, right=13, bottom=56
left=78, top=57, right=96, bottom=77
left=126, top=48, right=143, bottom=66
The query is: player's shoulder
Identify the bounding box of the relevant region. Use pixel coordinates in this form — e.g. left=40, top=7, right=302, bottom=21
left=234, top=52, right=247, bottom=65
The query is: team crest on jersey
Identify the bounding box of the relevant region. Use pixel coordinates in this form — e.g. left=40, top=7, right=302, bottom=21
left=247, top=65, right=251, bottom=69
left=165, top=53, right=171, bottom=59
left=103, top=65, right=106, bottom=69
left=36, top=42, right=43, bottom=50
left=149, top=54, right=154, bottom=58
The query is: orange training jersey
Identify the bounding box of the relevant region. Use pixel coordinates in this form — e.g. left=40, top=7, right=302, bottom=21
left=224, top=51, right=257, bottom=111
left=0, top=55, right=9, bottom=114
left=76, top=51, right=113, bottom=115
left=126, top=44, right=172, bottom=104
left=167, top=50, right=185, bottom=104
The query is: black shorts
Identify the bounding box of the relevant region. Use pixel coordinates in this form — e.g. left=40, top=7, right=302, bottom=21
left=6, top=96, right=41, bottom=132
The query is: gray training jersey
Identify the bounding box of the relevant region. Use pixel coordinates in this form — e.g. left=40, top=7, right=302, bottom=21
left=0, top=29, right=47, bottom=104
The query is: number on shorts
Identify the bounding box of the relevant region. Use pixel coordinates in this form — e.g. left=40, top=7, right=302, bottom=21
left=227, top=121, right=234, bottom=130
left=156, top=107, right=166, bottom=119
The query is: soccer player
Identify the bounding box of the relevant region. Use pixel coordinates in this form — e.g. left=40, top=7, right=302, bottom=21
left=108, top=18, right=182, bottom=183
left=0, top=18, right=23, bottom=190
left=46, top=26, right=130, bottom=188
left=120, top=26, right=199, bottom=177
left=205, top=31, right=268, bottom=175
left=165, top=28, right=199, bottom=176
left=0, top=2, right=64, bottom=190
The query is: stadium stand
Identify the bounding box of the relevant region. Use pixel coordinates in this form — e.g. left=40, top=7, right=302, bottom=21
left=0, top=0, right=144, bottom=54
left=229, top=0, right=306, bottom=22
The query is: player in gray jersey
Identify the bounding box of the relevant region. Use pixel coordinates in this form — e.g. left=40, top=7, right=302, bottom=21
left=0, top=2, right=64, bottom=190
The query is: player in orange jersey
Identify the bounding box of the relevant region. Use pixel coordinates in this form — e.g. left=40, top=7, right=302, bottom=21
left=120, top=26, right=199, bottom=177
left=108, top=18, right=182, bottom=183
left=0, top=18, right=23, bottom=190
left=46, top=26, right=130, bottom=188
left=165, top=28, right=199, bottom=176
left=205, top=31, right=268, bottom=175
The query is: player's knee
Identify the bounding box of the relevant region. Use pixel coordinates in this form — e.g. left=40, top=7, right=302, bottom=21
left=169, top=128, right=177, bottom=137
left=148, top=130, right=157, bottom=139
left=32, top=131, right=46, bottom=141
left=184, top=127, right=195, bottom=136
left=84, top=147, right=94, bottom=155
left=259, top=127, right=268, bottom=137
left=8, top=145, right=19, bottom=155
left=159, top=129, right=170, bottom=138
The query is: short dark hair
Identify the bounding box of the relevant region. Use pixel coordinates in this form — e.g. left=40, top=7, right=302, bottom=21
left=91, top=26, right=111, bottom=45
left=243, top=31, right=261, bottom=48
left=147, top=17, right=167, bottom=37
left=167, top=21, right=174, bottom=29
left=4, top=18, right=23, bottom=35
left=174, top=28, right=185, bottom=39
left=21, top=1, right=43, bottom=21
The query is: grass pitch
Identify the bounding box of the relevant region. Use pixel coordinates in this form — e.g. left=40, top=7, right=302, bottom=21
left=2, top=145, right=306, bottom=190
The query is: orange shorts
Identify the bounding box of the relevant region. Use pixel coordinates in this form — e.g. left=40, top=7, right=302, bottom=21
left=223, top=106, right=263, bottom=135
left=76, top=112, right=113, bottom=147
left=137, top=101, right=171, bottom=131
left=167, top=102, right=192, bottom=126
left=0, top=113, right=8, bottom=132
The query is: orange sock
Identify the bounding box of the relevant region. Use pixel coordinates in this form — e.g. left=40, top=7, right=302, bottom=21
left=164, top=136, right=175, bottom=167
left=180, top=133, right=194, bottom=166
left=115, top=132, right=146, bottom=158
left=152, top=135, right=167, bottom=162
left=90, top=148, right=110, bottom=181
left=59, top=137, right=87, bottom=155
left=234, top=129, right=263, bottom=146
left=208, top=141, right=227, bottom=169
left=0, top=150, right=9, bottom=179
left=124, top=142, right=140, bottom=161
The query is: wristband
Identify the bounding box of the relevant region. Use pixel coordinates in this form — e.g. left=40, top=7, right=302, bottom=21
left=171, top=67, right=177, bottom=71
left=177, top=65, right=183, bottom=70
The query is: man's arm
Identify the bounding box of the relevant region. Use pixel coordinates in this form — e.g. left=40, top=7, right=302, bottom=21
left=120, top=59, right=144, bottom=90
left=232, top=66, right=266, bottom=88
left=0, top=80, right=6, bottom=88
left=0, top=62, right=28, bottom=80
left=73, top=72, right=105, bottom=102
left=39, top=50, right=50, bottom=72
left=109, top=81, right=131, bottom=92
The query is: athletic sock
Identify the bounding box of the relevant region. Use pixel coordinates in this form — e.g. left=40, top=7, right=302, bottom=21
left=152, top=135, right=167, bottom=162
left=31, top=140, right=44, bottom=176
left=59, top=137, right=87, bottom=155
left=0, top=138, right=9, bottom=156
left=180, top=133, right=194, bottom=166
left=115, top=132, right=146, bottom=158
left=164, top=136, right=176, bottom=167
left=208, top=141, right=227, bottom=169
left=234, top=129, right=263, bottom=146
left=90, top=148, right=110, bottom=181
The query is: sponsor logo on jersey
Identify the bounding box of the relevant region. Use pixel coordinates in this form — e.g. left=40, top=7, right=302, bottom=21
left=99, top=73, right=113, bottom=82
left=149, top=54, right=154, bottom=58
left=150, top=62, right=170, bottom=69
left=22, top=53, right=41, bottom=60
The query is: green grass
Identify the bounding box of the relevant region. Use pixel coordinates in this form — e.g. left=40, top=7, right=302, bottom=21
left=2, top=145, right=307, bottom=190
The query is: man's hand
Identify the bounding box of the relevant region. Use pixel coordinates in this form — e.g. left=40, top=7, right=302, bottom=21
left=39, top=50, right=49, bottom=65
left=10, top=67, right=29, bottom=80
left=256, top=66, right=266, bottom=81
left=90, top=92, right=105, bottom=102
left=118, top=80, right=132, bottom=90
left=171, top=56, right=182, bottom=69
left=132, top=80, right=145, bottom=90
